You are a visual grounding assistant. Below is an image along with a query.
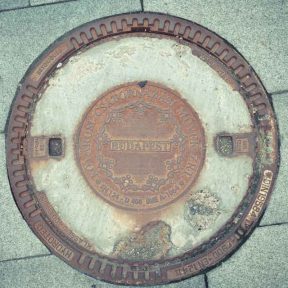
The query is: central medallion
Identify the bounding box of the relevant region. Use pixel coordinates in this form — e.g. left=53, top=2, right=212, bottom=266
left=76, top=82, right=205, bottom=211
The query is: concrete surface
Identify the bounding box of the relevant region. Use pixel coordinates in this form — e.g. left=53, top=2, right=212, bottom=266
left=144, top=0, right=288, bottom=93
left=0, top=0, right=29, bottom=10
left=0, top=0, right=287, bottom=287
left=207, top=225, right=288, bottom=288
left=0, top=0, right=141, bottom=132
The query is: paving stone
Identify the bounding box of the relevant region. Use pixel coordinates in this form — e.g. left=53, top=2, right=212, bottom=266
left=30, top=0, right=75, bottom=6
left=0, top=255, right=206, bottom=288
left=0, top=0, right=141, bottom=132
left=260, top=93, right=288, bottom=225
left=144, top=0, right=288, bottom=93
left=207, top=225, right=288, bottom=288
left=0, top=134, right=50, bottom=261
left=0, top=0, right=29, bottom=11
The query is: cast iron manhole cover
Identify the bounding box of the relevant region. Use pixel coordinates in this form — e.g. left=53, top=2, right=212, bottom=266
left=6, top=13, right=279, bottom=285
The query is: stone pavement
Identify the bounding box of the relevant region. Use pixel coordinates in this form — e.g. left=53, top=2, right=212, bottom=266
left=0, top=0, right=287, bottom=287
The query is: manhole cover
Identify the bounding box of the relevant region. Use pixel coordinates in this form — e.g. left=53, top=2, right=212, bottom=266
left=6, top=13, right=279, bottom=285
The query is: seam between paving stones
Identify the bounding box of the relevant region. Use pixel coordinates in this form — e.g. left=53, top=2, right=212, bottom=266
left=258, top=222, right=288, bottom=228
left=204, top=273, right=209, bottom=288
left=0, top=0, right=77, bottom=13
left=270, top=89, right=288, bottom=96
left=30, top=0, right=78, bottom=7
left=0, top=253, right=52, bottom=264
left=140, top=0, right=144, bottom=12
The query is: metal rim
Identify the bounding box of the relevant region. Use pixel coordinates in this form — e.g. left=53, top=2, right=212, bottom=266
left=6, top=12, right=279, bottom=286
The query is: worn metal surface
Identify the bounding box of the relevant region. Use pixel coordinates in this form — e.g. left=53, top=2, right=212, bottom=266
left=6, top=13, right=279, bottom=286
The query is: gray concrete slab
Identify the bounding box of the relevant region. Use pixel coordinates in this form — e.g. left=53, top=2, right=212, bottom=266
left=0, top=255, right=206, bottom=288
left=260, top=93, right=288, bottom=225
left=144, top=0, right=288, bottom=93
left=207, top=224, right=288, bottom=288
left=0, top=0, right=29, bottom=11
left=30, top=0, right=75, bottom=6
left=0, top=0, right=141, bottom=132
left=0, top=134, right=50, bottom=261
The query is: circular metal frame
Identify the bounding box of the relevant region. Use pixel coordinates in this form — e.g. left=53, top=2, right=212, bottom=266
left=6, top=12, right=279, bottom=285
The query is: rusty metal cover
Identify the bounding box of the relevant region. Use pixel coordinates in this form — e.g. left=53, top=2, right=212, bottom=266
left=6, top=13, right=279, bottom=286
left=76, top=82, right=205, bottom=211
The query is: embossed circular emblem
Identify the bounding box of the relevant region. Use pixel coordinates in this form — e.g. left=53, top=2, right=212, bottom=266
left=77, top=82, right=205, bottom=211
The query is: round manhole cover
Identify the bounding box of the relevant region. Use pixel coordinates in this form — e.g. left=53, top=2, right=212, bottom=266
left=6, top=13, right=279, bottom=285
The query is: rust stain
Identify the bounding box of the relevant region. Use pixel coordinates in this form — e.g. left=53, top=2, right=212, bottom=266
left=112, top=221, right=172, bottom=260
